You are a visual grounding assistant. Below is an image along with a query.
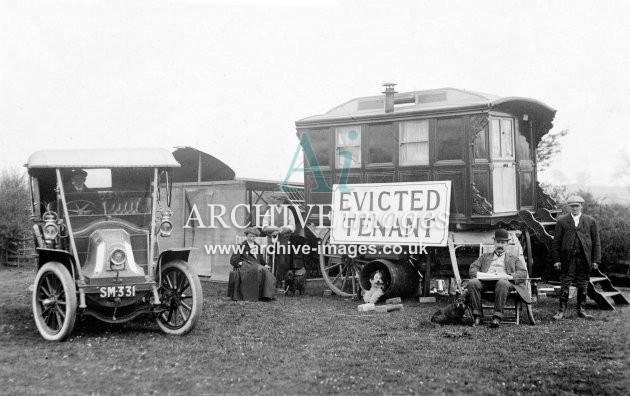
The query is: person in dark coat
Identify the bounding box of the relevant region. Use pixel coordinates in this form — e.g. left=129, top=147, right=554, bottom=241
left=63, top=169, right=99, bottom=215
left=467, top=229, right=529, bottom=328
left=227, top=227, right=276, bottom=301
left=65, top=169, right=94, bottom=193
left=262, top=192, right=296, bottom=288
left=552, top=195, right=601, bottom=320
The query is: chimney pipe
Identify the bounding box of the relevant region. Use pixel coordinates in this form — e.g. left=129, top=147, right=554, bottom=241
left=382, top=82, right=397, bottom=113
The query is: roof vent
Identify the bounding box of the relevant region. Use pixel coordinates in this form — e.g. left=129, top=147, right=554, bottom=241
left=382, top=82, right=397, bottom=113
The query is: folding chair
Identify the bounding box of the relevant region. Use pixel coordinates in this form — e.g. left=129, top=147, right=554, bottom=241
left=474, top=242, right=535, bottom=325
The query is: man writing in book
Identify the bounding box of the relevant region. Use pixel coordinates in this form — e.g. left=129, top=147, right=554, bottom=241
left=467, top=229, right=528, bottom=328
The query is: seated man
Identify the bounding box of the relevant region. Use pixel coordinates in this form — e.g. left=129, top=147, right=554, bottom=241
left=467, top=229, right=528, bottom=328
left=66, top=169, right=93, bottom=193
left=64, top=169, right=98, bottom=215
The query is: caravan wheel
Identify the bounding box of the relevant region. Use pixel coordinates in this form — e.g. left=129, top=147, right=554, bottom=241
left=319, top=233, right=368, bottom=297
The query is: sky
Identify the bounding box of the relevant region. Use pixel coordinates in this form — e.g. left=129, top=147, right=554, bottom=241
left=1, top=0, right=630, bottom=188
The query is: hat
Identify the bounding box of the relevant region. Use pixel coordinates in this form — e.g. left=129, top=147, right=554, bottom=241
left=566, top=195, right=585, bottom=206
left=494, top=229, right=510, bottom=241
left=71, top=169, right=88, bottom=177
left=243, top=227, right=260, bottom=236
left=269, top=192, right=290, bottom=203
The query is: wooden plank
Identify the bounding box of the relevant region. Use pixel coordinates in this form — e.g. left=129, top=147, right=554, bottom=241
left=418, top=296, right=436, bottom=303
left=422, top=248, right=432, bottom=297
left=385, top=297, right=401, bottom=305
left=375, top=304, right=403, bottom=313
left=447, top=233, right=462, bottom=293
left=358, top=303, right=375, bottom=312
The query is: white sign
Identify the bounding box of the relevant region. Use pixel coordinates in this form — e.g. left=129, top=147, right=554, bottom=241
left=330, top=181, right=451, bottom=246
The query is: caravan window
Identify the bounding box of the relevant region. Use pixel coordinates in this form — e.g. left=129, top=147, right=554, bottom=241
left=399, top=120, right=429, bottom=166
left=335, top=126, right=361, bottom=168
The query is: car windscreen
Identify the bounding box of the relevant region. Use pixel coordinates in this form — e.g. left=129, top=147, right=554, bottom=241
left=62, top=168, right=154, bottom=231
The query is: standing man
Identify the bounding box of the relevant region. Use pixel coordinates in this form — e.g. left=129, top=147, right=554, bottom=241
left=262, top=192, right=296, bottom=288
left=552, top=195, right=601, bottom=320
left=467, top=229, right=529, bottom=328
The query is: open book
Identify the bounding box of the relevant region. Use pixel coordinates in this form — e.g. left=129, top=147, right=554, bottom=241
left=476, top=272, right=513, bottom=281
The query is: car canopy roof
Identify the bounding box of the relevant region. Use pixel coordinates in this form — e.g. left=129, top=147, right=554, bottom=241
left=27, top=148, right=181, bottom=169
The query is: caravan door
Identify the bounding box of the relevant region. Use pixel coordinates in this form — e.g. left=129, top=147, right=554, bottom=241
left=490, top=117, right=517, bottom=213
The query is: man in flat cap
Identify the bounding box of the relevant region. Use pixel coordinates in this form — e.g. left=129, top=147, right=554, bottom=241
left=552, top=195, right=601, bottom=320
left=467, top=229, right=529, bottom=328
left=66, top=169, right=93, bottom=193
left=62, top=169, right=100, bottom=215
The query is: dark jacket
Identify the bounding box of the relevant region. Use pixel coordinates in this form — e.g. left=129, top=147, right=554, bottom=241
left=469, top=252, right=531, bottom=302
left=552, top=213, right=601, bottom=269
left=64, top=183, right=94, bottom=193
left=230, top=241, right=266, bottom=267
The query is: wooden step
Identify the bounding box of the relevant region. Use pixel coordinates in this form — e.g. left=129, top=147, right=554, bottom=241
left=599, top=291, right=621, bottom=298
left=589, top=277, right=608, bottom=283
left=612, top=294, right=630, bottom=305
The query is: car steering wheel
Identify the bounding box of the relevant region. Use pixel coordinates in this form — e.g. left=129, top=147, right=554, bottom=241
left=66, top=200, right=95, bottom=215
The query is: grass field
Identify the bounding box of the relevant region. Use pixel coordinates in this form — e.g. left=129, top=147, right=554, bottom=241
left=1, top=265, right=628, bottom=395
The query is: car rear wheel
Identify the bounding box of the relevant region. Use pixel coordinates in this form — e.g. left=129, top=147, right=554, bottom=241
left=32, top=262, right=77, bottom=341
left=156, top=260, right=203, bottom=335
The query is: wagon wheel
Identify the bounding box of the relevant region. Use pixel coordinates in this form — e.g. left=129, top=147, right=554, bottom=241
left=156, top=260, right=203, bottom=335
left=319, top=232, right=369, bottom=297
left=66, top=200, right=95, bottom=215
left=32, top=262, right=77, bottom=341
left=520, top=228, right=534, bottom=275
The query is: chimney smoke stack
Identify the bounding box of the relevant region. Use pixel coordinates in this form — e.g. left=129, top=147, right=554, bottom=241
left=382, top=82, right=397, bottom=113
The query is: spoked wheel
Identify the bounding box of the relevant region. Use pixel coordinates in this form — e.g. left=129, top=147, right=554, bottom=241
left=156, top=260, right=203, bottom=335
left=519, top=228, right=534, bottom=275
left=66, top=200, right=95, bottom=215
left=32, top=262, right=77, bottom=341
left=319, top=232, right=368, bottom=297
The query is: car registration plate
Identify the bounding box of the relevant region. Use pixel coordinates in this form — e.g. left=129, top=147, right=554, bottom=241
left=99, top=285, right=136, bottom=298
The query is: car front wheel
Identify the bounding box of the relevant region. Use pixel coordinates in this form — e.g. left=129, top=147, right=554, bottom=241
left=156, top=260, right=203, bottom=335
left=32, top=262, right=77, bottom=341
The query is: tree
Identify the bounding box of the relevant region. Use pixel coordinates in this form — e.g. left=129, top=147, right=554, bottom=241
left=0, top=168, right=32, bottom=253
left=536, top=129, right=569, bottom=171
left=577, top=190, right=630, bottom=271
left=540, top=182, right=630, bottom=273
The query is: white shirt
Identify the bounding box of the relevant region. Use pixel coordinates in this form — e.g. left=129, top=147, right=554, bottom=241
left=571, top=213, right=581, bottom=227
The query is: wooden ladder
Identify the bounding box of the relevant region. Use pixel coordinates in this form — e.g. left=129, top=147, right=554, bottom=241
left=588, top=268, right=630, bottom=310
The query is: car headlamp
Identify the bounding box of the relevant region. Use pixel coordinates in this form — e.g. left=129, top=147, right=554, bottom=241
left=42, top=211, right=59, bottom=241
left=43, top=223, right=59, bottom=240
left=159, top=210, right=173, bottom=237
left=109, top=248, right=126, bottom=271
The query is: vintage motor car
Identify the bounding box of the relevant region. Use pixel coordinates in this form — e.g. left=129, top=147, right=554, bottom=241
left=26, top=148, right=202, bottom=341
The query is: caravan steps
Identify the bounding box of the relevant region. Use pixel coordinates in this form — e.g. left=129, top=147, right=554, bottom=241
left=518, top=209, right=558, bottom=252
left=588, top=269, right=630, bottom=310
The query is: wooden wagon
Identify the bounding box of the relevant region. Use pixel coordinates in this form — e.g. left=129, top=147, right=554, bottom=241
left=294, top=84, right=558, bottom=303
